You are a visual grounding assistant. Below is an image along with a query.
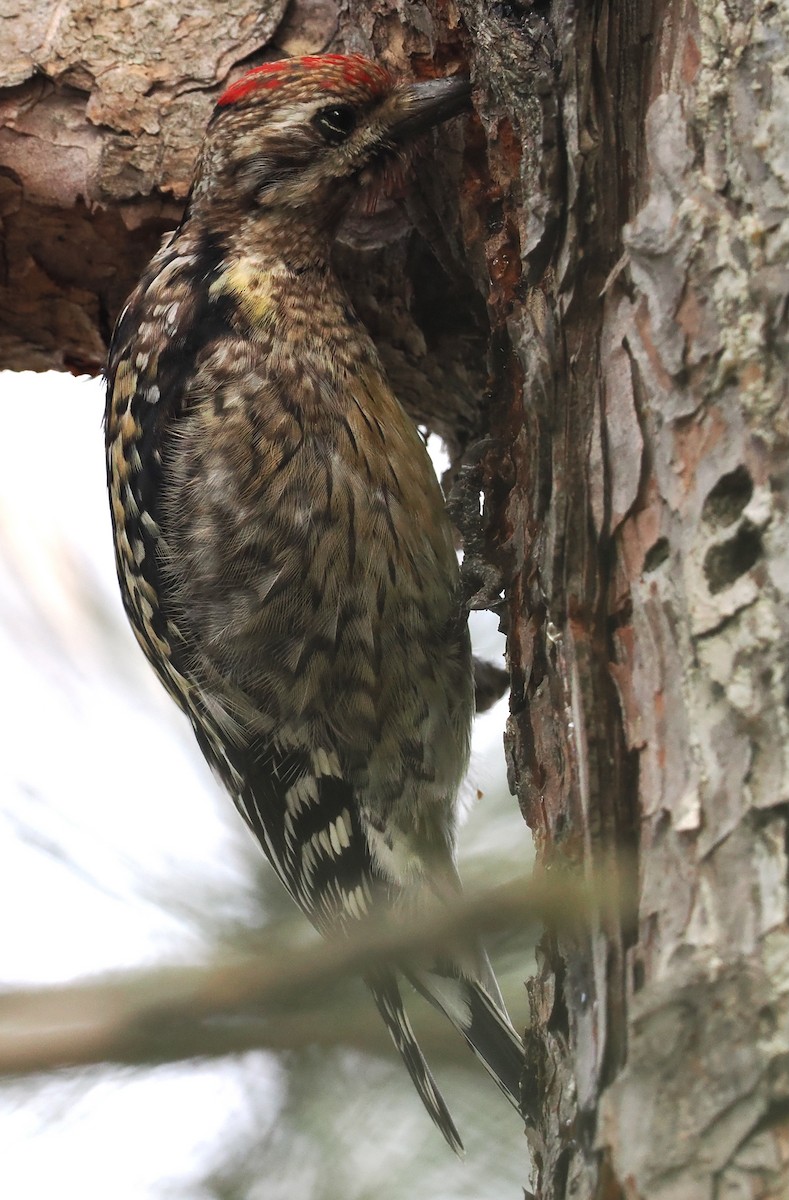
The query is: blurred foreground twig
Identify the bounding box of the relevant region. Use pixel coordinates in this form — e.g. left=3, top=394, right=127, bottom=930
left=0, top=868, right=632, bottom=1077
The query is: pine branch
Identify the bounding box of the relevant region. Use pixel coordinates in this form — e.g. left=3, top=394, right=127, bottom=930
left=0, top=868, right=631, bottom=1077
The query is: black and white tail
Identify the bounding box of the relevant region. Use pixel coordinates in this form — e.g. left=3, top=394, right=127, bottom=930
left=366, top=971, right=465, bottom=1154
left=410, top=967, right=525, bottom=1111
left=367, top=962, right=525, bottom=1154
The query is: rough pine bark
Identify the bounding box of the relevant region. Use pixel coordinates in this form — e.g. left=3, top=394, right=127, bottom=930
left=3, top=2, right=788, bottom=1198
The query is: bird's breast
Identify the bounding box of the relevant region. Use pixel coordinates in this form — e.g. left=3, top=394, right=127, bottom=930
left=108, top=239, right=472, bottom=806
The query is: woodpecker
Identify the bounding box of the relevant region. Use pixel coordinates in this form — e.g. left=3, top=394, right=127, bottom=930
left=105, top=54, right=524, bottom=1151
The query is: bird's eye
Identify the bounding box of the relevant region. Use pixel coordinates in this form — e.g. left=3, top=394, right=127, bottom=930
left=313, top=104, right=358, bottom=145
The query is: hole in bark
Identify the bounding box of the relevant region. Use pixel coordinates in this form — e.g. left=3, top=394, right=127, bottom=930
left=743, top=1096, right=789, bottom=1145
left=643, top=536, right=669, bottom=573
left=703, top=523, right=762, bottom=594
left=702, top=465, right=753, bottom=528
left=758, top=1004, right=777, bottom=1037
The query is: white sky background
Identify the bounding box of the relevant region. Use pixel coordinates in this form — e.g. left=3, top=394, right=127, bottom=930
left=0, top=371, right=532, bottom=1199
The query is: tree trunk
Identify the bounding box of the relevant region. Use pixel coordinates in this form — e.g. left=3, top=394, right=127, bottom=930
left=4, top=2, right=788, bottom=1197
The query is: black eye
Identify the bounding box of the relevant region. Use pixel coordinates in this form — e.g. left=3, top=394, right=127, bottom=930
left=313, top=104, right=358, bottom=145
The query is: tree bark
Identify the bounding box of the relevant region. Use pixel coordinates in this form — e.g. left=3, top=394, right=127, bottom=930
left=468, top=3, right=789, bottom=1198
left=4, top=2, right=788, bottom=1197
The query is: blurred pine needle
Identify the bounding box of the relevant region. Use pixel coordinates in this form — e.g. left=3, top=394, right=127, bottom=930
left=0, top=865, right=633, bottom=1077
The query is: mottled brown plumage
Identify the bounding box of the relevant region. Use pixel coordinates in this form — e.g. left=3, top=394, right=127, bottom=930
left=105, top=55, right=523, bottom=1150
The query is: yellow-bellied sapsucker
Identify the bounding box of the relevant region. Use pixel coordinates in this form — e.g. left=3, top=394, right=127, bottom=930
left=105, top=54, right=523, bottom=1151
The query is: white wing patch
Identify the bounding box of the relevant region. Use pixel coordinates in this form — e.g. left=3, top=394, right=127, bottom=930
left=312, top=747, right=342, bottom=777
left=340, top=884, right=369, bottom=920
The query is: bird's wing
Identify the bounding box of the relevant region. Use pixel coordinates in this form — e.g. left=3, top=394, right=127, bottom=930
left=105, top=240, right=504, bottom=1152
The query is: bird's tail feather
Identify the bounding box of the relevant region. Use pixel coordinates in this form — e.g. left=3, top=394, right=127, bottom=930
left=409, top=968, right=524, bottom=1111
left=366, top=971, right=464, bottom=1155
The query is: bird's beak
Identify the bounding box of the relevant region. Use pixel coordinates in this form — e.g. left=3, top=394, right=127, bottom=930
left=387, top=76, right=472, bottom=142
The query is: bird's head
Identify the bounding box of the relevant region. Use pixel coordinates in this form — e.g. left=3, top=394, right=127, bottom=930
left=188, top=55, right=470, bottom=239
